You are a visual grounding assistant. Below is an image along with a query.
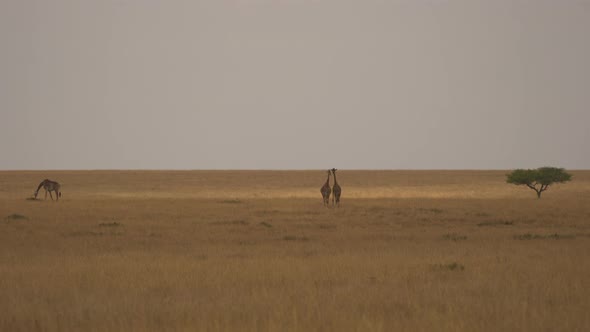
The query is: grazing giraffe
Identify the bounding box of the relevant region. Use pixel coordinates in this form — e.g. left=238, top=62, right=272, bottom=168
left=331, top=168, right=341, bottom=207
left=34, top=179, right=62, bottom=201
left=320, top=170, right=332, bottom=206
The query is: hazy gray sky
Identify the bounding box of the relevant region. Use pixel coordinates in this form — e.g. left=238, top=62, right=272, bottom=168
left=1, top=0, right=589, bottom=170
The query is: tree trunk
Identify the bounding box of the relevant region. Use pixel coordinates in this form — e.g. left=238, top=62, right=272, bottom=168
left=536, top=190, right=542, bottom=199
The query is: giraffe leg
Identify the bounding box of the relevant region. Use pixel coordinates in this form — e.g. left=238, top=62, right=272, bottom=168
left=44, top=190, right=48, bottom=200
left=49, top=191, right=54, bottom=200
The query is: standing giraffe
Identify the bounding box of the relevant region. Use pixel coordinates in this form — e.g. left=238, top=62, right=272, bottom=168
left=34, top=179, right=62, bottom=201
left=320, top=170, right=331, bottom=206
left=331, top=168, right=341, bottom=207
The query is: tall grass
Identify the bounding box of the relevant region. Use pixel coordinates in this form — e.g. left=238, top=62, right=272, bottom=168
left=1, top=170, right=589, bottom=331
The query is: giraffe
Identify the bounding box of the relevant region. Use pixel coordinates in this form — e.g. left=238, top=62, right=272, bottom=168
left=320, top=170, right=331, bottom=206
left=34, top=179, right=62, bottom=201
left=331, top=168, right=341, bottom=207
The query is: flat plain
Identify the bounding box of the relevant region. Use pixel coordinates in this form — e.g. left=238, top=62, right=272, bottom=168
left=1, top=170, right=589, bottom=332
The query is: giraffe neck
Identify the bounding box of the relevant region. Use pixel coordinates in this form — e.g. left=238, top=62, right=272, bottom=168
left=325, top=174, right=330, bottom=186
left=333, top=172, right=338, bottom=185
left=36, top=180, right=47, bottom=193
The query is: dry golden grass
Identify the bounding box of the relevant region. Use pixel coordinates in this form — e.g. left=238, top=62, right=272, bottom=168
left=1, top=170, right=590, bottom=331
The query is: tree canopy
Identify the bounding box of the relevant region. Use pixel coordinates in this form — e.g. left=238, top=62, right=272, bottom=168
left=506, top=167, right=572, bottom=198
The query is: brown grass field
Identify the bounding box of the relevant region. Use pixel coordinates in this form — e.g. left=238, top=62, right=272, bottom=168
left=1, top=170, right=589, bottom=332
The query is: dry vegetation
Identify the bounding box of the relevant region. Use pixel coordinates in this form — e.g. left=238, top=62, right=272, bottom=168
left=1, top=170, right=590, bottom=332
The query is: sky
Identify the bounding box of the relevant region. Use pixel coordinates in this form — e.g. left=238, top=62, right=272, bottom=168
left=1, top=0, right=589, bottom=170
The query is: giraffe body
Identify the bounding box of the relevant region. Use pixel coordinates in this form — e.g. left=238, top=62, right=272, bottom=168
left=320, top=170, right=331, bottom=206
left=331, top=168, right=341, bottom=207
left=34, top=179, right=62, bottom=201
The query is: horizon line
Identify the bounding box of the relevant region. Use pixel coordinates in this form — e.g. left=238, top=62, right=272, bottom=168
left=1, top=168, right=587, bottom=172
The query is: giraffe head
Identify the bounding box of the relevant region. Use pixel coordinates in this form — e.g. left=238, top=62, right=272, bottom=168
left=331, top=168, right=337, bottom=174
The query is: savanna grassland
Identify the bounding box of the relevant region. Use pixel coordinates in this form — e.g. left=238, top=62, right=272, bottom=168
left=1, top=170, right=590, bottom=332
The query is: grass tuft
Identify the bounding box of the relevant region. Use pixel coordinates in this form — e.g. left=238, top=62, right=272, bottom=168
left=417, top=208, right=444, bottom=214
left=443, top=233, right=467, bottom=241
left=67, top=231, right=124, bottom=237
left=514, top=233, right=575, bottom=240
left=435, top=262, right=465, bottom=271
left=478, top=220, right=514, bottom=227
left=210, top=220, right=248, bottom=226
left=283, top=235, right=309, bottom=241
left=5, top=214, right=27, bottom=220
left=220, top=199, right=242, bottom=204
left=319, top=224, right=337, bottom=230
left=98, top=222, right=122, bottom=227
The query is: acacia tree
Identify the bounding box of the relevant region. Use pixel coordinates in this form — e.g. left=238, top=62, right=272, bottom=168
left=506, top=167, right=572, bottom=198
